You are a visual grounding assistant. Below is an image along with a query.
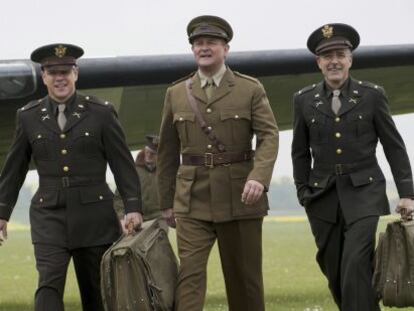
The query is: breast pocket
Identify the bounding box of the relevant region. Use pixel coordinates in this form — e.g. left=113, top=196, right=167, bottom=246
left=306, top=115, right=327, bottom=144
left=173, top=112, right=196, bottom=146
left=220, top=109, right=252, bottom=144
left=30, top=132, right=56, bottom=161
left=71, top=130, right=101, bottom=159
left=347, top=113, right=373, bottom=141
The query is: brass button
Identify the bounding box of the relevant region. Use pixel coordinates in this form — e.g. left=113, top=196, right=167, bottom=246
left=335, top=117, right=340, bottom=123
left=63, top=166, right=69, bottom=172
left=311, top=118, right=315, bottom=123
left=85, top=132, right=89, bottom=136
left=358, top=115, right=363, bottom=120
left=99, top=195, right=104, bottom=200
left=61, top=149, right=67, bottom=155
left=37, top=134, right=42, bottom=139
left=207, top=126, right=212, bottom=131
left=207, top=144, right=212, bottom=149
left=336, top=149, right=342, bottom=155
left=234, top=115, right=239, bottom=119
left=39, top=198, right=44, bottom=203
left=179, top=117, right=184, bottom=121
left=369, top=177, right=373, bottom=182
left=60, top=133, right=66, bottom=139
left=104, top=101, right=109, bottom=105
left=313, top=182, right=318, bottom=187
left=335, top=132, right=341, bottom=138
left=206, top=108, right=212, bottom=113
left=85, top=96, right=90, bottom=100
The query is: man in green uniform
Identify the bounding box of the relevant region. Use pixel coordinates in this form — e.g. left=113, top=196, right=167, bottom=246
left=0, top=44, right=142, bottom=311
left=157, top=15, right=279, bottom=311
left=114, top=134, right=161, bottom=231
left=291, top=24, right=414, bottom=310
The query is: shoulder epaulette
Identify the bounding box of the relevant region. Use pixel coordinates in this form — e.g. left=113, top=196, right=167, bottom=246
left=357, top=80, right=386, bottom=95
left=83, top=95, right=114, bottom=108
left=233, top=71, right=259, bottom=84
left=172, top=72, right=195, bottom=85
left=295, top=84, right=317, bottom=97
left=20, top=99, right=41, bottom=112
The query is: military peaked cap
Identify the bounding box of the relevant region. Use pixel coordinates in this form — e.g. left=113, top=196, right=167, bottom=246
left=307, top=23, right=360, bottom=55
left=145, top=134, right=159, bottom=152
left=187, top=15, right=233, bottom=43
left=31, top=43, right=84, bottom=68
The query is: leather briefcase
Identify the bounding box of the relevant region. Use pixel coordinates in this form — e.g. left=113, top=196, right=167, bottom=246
left=101, top=218, right=178, bottom=311
left=372, top=219, right=414, bottom=307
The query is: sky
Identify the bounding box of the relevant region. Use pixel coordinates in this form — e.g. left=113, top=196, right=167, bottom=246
left=2, top=0, right=414, bottom=184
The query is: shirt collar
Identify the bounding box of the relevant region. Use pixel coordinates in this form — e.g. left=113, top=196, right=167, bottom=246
left=324, top=78, right=350, bottom=98
left=198, top=64, right=227, bottom=88
left=48, top=92, right=77, bottom=115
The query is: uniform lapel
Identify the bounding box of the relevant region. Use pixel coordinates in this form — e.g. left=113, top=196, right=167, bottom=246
left=63, top=94, right=89, bottom=132
left=311, top=82, right=335, bottom=118
left=208, top=69, right=235, bottom=107
left=38, top=97, right=61, bottom=134
left=337, top=78, right=362, bottom=116
left=190, top=74, right=208, bottom=104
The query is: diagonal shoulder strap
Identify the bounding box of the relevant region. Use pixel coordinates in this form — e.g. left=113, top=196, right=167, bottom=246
left=185, top=78, right=226, bottom=152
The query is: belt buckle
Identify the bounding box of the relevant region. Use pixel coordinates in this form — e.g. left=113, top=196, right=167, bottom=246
left=335, top=164, right=343, bottom=175
left=204, top=153, right=214, bottom=168
left=62, top=177, right=70, bottom=188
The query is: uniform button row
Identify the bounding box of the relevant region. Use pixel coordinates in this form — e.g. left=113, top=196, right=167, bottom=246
left=335, top=117, right=341, bottom=123
left=61, top=149, right=68, bottom=155
left=336, top=149, right=342, bottom=155
left=335, top=132, right=341, bottom=138
left=63, top=166, right=69, bottom=172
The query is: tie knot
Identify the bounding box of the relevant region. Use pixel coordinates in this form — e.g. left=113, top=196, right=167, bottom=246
left=206, top=78, right=214, bottom=87
left=58, top=104, right=66, bottom=113
left=333, top=89, right=341, bottom=97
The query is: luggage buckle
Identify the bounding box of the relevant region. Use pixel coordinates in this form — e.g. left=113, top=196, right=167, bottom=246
left=204, top=153, right=214, bottom=168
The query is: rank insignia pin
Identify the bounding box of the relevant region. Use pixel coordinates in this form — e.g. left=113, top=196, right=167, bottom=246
left=73, top=112, right=81, bottom=118
left=41, top=115, right=50, bottom=121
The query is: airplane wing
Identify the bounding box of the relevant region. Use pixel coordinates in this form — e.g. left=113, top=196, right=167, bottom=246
left=0, top=44, right=413, bottom=165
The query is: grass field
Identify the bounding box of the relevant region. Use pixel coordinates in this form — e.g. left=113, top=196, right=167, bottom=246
left=0, top=217, right=412, bottom=311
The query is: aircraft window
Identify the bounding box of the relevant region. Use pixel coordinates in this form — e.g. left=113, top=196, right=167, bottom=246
left=0, top=61, right=37, bottom=100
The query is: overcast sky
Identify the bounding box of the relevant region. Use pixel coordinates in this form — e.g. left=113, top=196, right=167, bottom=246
left=3, top=0, right=414, bottom=182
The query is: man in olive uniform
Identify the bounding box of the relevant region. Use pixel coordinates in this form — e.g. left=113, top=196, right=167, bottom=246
left=157, top=16, right=279, bottom=311
left=114, top=134, right=161, bottom=231
left=0, top=44, right=143, bottom=311
left=291, top=24, right=414, bottom=310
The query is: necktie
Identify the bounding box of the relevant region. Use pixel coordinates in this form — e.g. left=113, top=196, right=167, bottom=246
left=331, top=89, right=341, bottom=115
left=57, top=104, right=67, bottom=131
left=204, top=78, right=215, bottom=100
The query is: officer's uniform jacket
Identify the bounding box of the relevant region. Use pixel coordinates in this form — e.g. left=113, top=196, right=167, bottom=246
left=157, top=68, right=279, bottom=222
left=292, top=77, right=414, bottom=224
left=114, top=150, right=160, bottom=221
left=0, top=93, right=142, bottom=249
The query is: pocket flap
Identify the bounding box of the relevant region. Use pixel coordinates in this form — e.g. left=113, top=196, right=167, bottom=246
left=306, top=115, right=325, bottom=126
left=220, top=110, right=251, bottom=121
left=79, top=184, right=113, bottom=204
left=176, top=166, right=196, bottom=180
left=72, top=130, right=95, bottom=139
left=31, top=189, right=58, bottom=207
left=30, top=132, right=51, bottom=143
left=308, top=172, right=330, bottom=189
left=350, top=167, right=385, bottom=187
left=173, top=112, right=195, bottom=123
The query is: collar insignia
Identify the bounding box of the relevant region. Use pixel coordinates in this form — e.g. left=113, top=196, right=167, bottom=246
left=73, top=112, right=81, bottom=118
left=314, top=93, right=320, bottom=98
left=41, top=114, right=50, bottom=121
left=349, top=98, right=358, bottom=104
left=322, top=25, right=334, bottom=39
left=315, top=101, right=323, bottom=107
left=55, top=45, right=67, bottom=58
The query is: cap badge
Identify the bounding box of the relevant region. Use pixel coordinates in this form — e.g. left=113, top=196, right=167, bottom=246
left=54, top=45, right=67, bottom=58
left=322, top=25, right=334, bottom=39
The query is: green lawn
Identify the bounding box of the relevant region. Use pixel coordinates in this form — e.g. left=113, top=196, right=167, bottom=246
left=0, top=218, right=412, bottom=311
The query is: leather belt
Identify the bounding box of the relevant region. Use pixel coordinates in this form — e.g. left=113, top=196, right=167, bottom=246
left=181, top=150, right=254, bottom=168
left=313, top=158, right=378, bottom=175
left=39, top=176, right=106, bottom=188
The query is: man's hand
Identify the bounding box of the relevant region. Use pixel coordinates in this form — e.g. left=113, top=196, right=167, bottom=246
left=395, top=198, right=414, bottom=221
left=0, top=219, right=8, bottom=246
left=119, top=217, right=128, bottom=235
left=125, top=212, right=143, bottom=234
left=241, top=180, right=264, bottom=205
left=162, top=208, right=176, bottom=228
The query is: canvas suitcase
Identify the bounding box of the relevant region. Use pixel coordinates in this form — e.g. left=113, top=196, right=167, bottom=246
left=372, top=219, right=414, bottom=307
left=101, top=218, right=178, bottom=311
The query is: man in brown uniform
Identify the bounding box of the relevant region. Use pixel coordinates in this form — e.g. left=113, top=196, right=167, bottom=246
left=157, top=15, right=279, bottom=311
left=114, top=134, right=161, bottom=231
left=291, top=24, right=414, bottom=310
left=0, top=44, right=142, bottom=311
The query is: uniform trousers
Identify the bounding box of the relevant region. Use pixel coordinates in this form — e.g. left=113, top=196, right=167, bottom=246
left=175, top=217, right=264, bottom=311
left=34, top=243, right=109, bottom=311
left=308, top=207, right=380, bottom=311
